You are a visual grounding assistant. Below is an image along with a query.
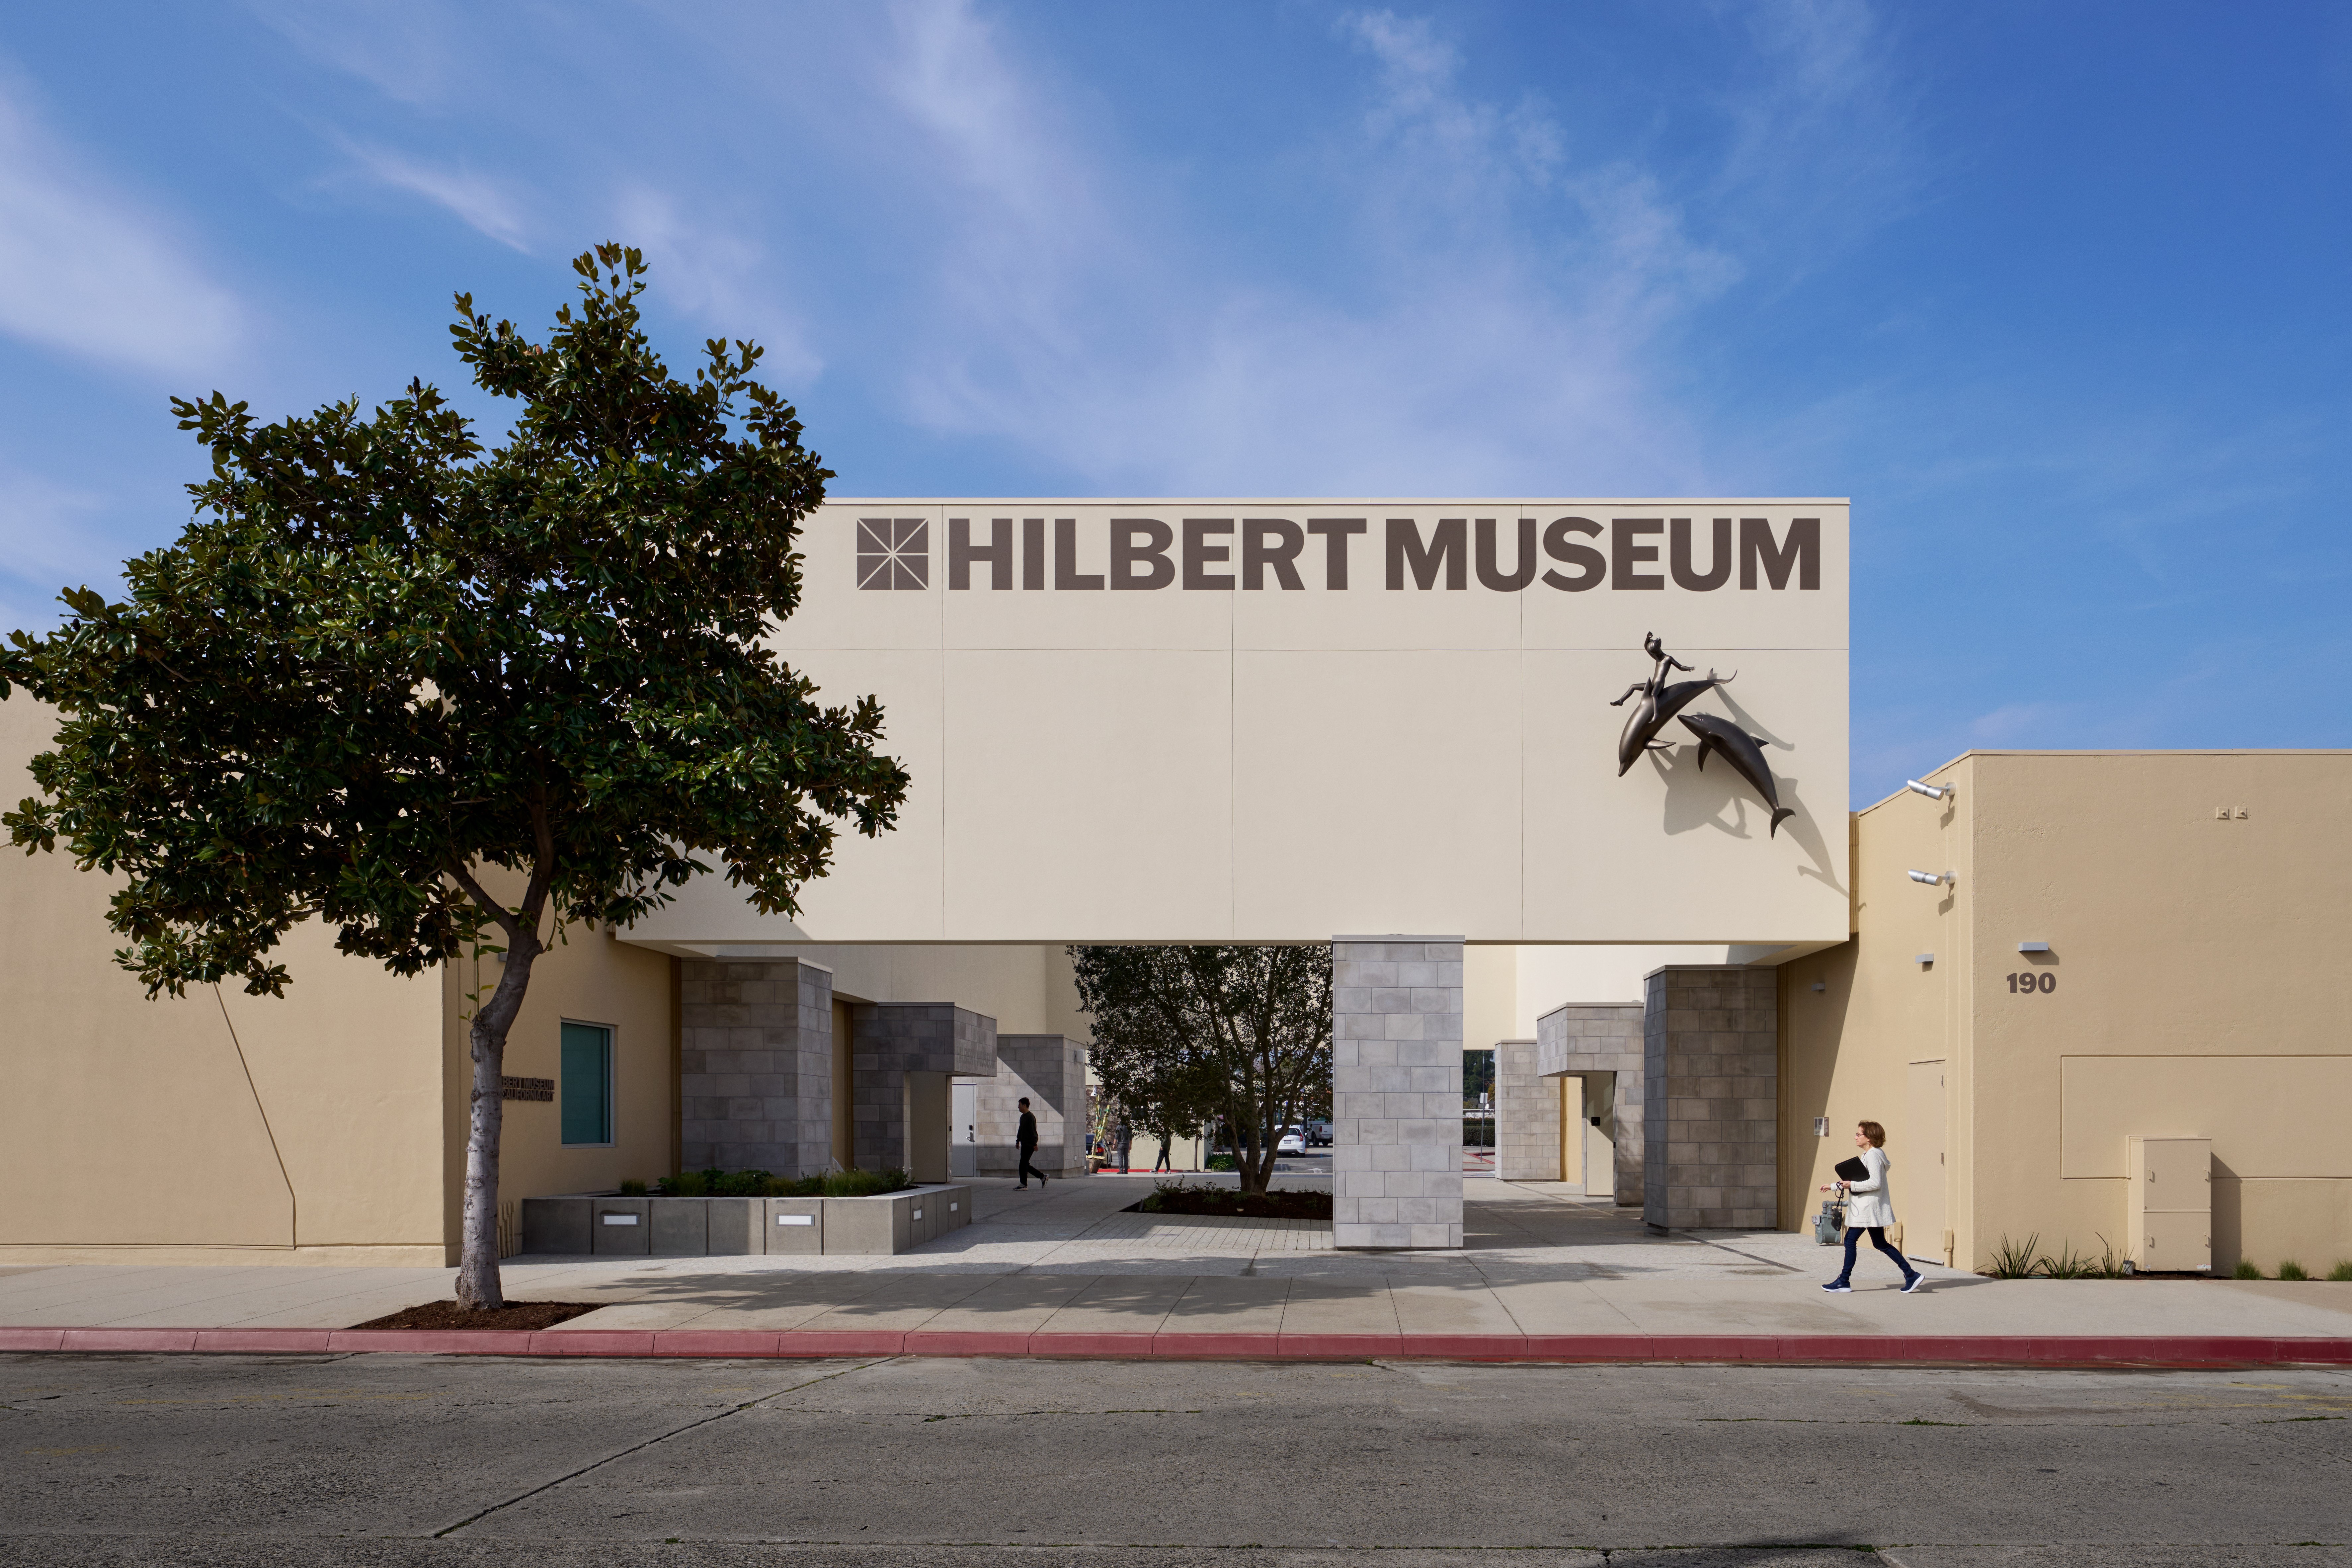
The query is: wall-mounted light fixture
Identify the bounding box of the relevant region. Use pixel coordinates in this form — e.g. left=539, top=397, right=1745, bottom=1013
left=1811, top=980, right=1825, bottom=992
left=1905, top=779, right=1951, bottom=800
left=1907, top=869, right=1955, bottom=887
left=2017, top=941, right=2051, bottom=953
left=1915, top=953, right=1935, bottom=966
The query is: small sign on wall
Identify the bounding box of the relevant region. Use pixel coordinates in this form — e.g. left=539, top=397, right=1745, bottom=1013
left=501, top=1077, right=554, bottom=1102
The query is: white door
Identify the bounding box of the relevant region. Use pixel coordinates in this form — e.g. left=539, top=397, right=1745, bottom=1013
left=1906, top=1059, right=1948, bottom=1262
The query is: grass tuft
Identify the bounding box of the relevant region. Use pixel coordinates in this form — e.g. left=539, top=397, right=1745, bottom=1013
left=2233, top=1259, right=2264, bottom=1279
left=2276, top=1259, right=2311, bottom=1281
left=2330, top=1261, right=2352, bottom=1283
left=1986, top=1233, right=2041, bottom=1278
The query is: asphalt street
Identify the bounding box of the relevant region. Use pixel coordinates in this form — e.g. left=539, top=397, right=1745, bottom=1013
left=3, top=1352, right=2349, bottom=1567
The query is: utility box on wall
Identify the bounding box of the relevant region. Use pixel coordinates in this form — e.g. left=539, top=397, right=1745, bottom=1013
left=2126, top=1135, right=2211, bottom=1273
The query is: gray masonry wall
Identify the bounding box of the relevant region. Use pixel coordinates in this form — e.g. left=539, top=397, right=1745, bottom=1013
left=1641, top=966, right=1778, bottom=1230
left=850, top=1004, right=998, bottom=1172
left=1333, top=937, right=1463, bottom=1249
left=1494, top=1038, right=1559, bottom=1182
left=679, top=958, right=835, bottom=1177
left=1536, top=1002, right=1646, bottom=1204
left=978, top=1035, right=1091, bottom=1177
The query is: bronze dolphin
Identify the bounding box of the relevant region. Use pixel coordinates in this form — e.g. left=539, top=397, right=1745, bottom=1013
left=1678, top=711, right=1796, bottom=838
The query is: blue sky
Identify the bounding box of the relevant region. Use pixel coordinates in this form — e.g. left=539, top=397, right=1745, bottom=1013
left=2, top=1, right=2347, bottom=803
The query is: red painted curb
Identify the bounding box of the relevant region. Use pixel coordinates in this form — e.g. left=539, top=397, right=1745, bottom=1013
left=901, top=1330, right=1032, bottom=1356
left=650, top=1331, right=783, bottom=1358
left=6, top=1328, right=2350, bottom=1366
left=195, top=1329, right=333, bottom=1354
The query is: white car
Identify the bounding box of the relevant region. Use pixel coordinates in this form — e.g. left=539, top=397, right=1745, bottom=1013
left=1276, top=1127, right=1307, bottom=1155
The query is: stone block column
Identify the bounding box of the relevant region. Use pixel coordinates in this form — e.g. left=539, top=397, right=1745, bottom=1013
left=679, top=958, right=834, bottom=1177
left=1641, top=966, right=1778, bottom=1230
left=1333, top=936, right=1463, bottom=1249
left=979, top=1036, right=1091, bottom=1177
left=1493, top=1038, right=1559, bottom=1181
left=1537, top=1002, right=1646, bottom=1204
left=851, top=1004, right=998, bottom=1174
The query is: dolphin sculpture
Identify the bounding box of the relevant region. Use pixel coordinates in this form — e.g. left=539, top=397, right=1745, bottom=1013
left=1679, top=711, right=1795, bottom=838
left=1610, top=633, right=1734, bottom=776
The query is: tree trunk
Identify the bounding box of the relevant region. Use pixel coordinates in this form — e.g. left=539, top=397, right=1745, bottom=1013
left=455, top=939, right=539, bottom=1311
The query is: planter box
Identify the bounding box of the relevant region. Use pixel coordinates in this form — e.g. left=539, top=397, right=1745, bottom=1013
left=522, top=1186, right=968, bottom=1258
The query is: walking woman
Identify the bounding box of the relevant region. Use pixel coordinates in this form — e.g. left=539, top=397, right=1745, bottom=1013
left=1822, top=1120, right=1925, bottom=1293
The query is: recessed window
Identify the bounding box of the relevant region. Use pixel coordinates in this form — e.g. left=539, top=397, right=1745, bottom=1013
left=560, top=1021, right=614, bottom=1146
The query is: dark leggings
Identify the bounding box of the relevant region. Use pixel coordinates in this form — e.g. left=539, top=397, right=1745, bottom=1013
left=1836, top=1224, right=1917, bottom=1283
left=1018, top=1147, right=1046, bottom=1185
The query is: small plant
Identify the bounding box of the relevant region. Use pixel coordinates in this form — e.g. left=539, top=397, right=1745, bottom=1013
left=2233, top=1259, right=2264, bottom=1279
left=1204, top=1153, right=1237, bottom=1172
left=2090, top=1234, right=2130, bottom=1279
left=2277, top=1260, right=2311, bottom=1281
left=2035, top=1241, right=2095, bottom=1279
left=617, top=1179, right=648, bottom=1197
left=657, top=1171, right=710, bottom=1197
left=1986, top=1233, right=2041, bottom=1278
left=2328, top=1261, right=2352, bottom=1282
left=819, top=1167, right=912, bottom=1198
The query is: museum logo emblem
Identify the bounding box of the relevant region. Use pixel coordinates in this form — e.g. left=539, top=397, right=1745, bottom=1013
left=855, top=517, right=929, bottom=590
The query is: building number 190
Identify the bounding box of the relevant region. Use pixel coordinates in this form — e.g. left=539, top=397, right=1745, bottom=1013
left=2006, top=972, right=2056, bottom=995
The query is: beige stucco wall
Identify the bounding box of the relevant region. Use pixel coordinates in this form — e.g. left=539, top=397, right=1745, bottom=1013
left=1785, top=751, right=2352, bottom=1273
left=630, top=498, right=1851, bottom=947
left=0, top=700, right=446, bottom=1265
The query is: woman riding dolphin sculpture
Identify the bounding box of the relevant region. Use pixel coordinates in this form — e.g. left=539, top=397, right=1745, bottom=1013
left=1609, top=633, right=1734, bottom=775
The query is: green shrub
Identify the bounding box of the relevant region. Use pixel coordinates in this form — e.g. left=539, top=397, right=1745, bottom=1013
left=649, top=1167, right=913, bottom=1199
left=1204, top=1154, right=1237, bottom=1171
left=617, top=1179, right=648, bottom=1197
left=657, top=1170, right=710, bottom=1197
left=1986, top=1234, right=2040, bottom=1278
left=2328, top=1261, right=2352, bottom=1282
left=2277, top=1260, right=2311, bottom=1281
left=2036, top=1242, right=2095, bottom=1279
left=819, top=1168, right=911, bottom=1197
left=2233, top=1259, right=2263, bottom=1279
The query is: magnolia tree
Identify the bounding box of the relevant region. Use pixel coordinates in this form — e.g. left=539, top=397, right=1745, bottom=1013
left=1069, top=945, right=1331, bottom=1195
left=0, top=246, right=908, bottom=1308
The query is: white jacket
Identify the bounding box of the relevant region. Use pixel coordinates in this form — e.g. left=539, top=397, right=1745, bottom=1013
left=1843, top=1147, right=1896, bottom=1229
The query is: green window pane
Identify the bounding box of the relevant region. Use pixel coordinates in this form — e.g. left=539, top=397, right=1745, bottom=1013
left=561, top=1022, right=611, bottom=1145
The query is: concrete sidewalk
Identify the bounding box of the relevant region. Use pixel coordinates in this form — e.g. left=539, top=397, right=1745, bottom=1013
left=4, top=1177, right=2348, bottom=1360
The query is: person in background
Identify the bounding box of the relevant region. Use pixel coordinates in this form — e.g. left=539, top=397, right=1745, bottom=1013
left=1016, top=1097, right=1048, bottom=1189
left=1153, top=1121, right=1175, bottom=1173
left=1114, top=1119, right=1133, bottom=1173
left=1822, top=1119, right=1924, bottom=1294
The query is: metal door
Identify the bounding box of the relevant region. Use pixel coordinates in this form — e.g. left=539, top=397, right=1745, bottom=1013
left=1906, top=1058, right=1948, bottom=1261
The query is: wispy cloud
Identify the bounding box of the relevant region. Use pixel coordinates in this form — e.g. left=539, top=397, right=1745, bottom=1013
left=0, top=75, right=242, bottom=381
left=613, top=187, right=823, bottom=387
left=338, top=138, right=532, bottom=251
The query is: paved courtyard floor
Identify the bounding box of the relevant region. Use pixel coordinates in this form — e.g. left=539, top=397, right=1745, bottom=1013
left=3, top=1176, right=2348, bottom=1342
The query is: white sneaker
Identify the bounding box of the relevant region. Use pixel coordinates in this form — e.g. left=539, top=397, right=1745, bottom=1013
left=1902, top=1274, right=1927, bottom=1294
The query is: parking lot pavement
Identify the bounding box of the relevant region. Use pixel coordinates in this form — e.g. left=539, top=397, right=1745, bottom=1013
left=2, top=1354, right=2349, bottom=1566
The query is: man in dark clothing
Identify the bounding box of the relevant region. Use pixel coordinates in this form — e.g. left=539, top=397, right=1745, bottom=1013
left=1016, top=1097, right=1048, bottom=1189
left=1114, top=1120, right=1133, bottom=1173
left=1153, top=1125, right=1174, bottom=1173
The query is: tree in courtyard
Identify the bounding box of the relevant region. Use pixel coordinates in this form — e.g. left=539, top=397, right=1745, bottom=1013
left=1069, top=945, right=1331, bottom=1195
left=0, top=245, right=909, bottom=1308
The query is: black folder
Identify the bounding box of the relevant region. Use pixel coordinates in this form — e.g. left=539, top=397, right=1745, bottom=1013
left=1833, top=1156, right=1870, bottom=1182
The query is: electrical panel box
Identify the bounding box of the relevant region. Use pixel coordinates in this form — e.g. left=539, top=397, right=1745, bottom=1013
left=2126, top=1135, right=2211, bottom=1273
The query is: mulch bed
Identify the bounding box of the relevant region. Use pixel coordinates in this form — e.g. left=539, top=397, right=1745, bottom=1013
left=1127, top=1187, right=1334, bottom=1221
left=349, top=1300, right=603, bottom=1332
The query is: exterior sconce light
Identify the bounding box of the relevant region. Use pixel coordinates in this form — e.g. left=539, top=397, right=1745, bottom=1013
left=1908, top=869, right=1954, bottom=887
left=1905, top=779, right=1951, bottom=800
left=2017, top=942, right=2051, bottom=953
left=1914, top=953, right=1935, bottom=966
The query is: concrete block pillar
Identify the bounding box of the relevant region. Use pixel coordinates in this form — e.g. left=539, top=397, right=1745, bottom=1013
left=679, top=958, right=834, bottom=1177
left=851, top=1004, right=998, bottom=1174
left=981, top=1036, right=1092, bottom=1177
left=1642, top=965, right=1778, bottom=1230
left=1537, top=1002, right=1646, bottom=1204
left=1494, top=1038, right=1559, bottom=1181
left=1333, top=936, right=1463, bottom=1249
